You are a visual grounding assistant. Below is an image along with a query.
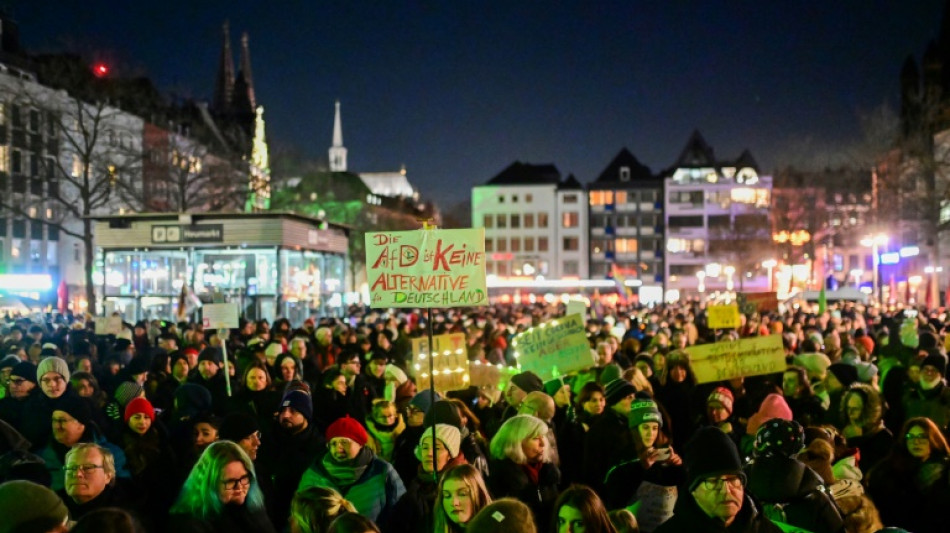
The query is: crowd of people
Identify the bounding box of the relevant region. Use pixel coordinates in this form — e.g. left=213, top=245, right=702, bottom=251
left=0, top=301, right=947, bottom=533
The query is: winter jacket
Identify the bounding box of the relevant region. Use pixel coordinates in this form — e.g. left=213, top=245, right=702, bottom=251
left=902, top=381, right=950, bottom=431
left=745, top=455, right=844, bottom=533
left=654, top=493, right=784, bottom=533
left=583, top=408, right=637, bottom=493
left=603, top=453, right=687, bottom=510
left=297, top=448, right=406, bottom=526
left=39, top=428, right=130, bottom=491
left=389, top=457, right=466, bottom=533
left=167, top=503, right=276, bottom=533
left=487, top=458, right=560, bottom=532
left=866, top=452, right=950, bottom=533
left=263, top=422, right=325, bottom=529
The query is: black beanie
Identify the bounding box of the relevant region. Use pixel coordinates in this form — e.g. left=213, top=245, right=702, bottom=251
left=10, top=361, right=37, bottom=384
left=919, top=331, right=939, bottom=351
left=922, top=353, right=948, bottom=376
left=685, top=426, right=745, bottom=491
left=54, top=394, right=93, bottom=427
left=828, top=363, right=859, bottom=388
left=604, top=378, right=638, bottom=406
left=198, top=347, right=223, bottom=365
left=126, top=354, right=151, bottom=376
left=424, top=400, right=463, bottom=429
left=510, top=371, right=544, bottom=394
left=219, top=412, right=260, bottom=441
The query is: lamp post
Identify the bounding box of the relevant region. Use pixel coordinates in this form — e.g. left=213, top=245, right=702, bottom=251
left=724, top=265, right=736, bottom=292
left=761, top=259, right=777, bottom=292
left=860, top=234, right=888, bottom=305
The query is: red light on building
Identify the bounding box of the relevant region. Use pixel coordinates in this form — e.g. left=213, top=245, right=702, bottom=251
left=92, top=63, right=109, bottom=78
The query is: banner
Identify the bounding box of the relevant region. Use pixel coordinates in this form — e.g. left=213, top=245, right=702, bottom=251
left=411, top=333, right=468, bottom=393
left=365, top=228, right=488, bottom=308
left=512, top=314, right=595, bottom=379
left=738, top=292, right=778, bottom=313
left=707, top=303, right=740, bottom=329
left=565, top=299, right=588, bottom=322
left=685, top=334, right=785, bottom=384
left=202, top=303, right=239, bottom=330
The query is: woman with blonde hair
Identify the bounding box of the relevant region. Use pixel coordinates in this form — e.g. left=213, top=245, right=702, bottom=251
left=488, top=414, right=560, bottom=531
left=433, top=464, right=492, bottom=533
left=290, top=487, right=356, bottom=533
left=168, top=440, right=275, bottom=532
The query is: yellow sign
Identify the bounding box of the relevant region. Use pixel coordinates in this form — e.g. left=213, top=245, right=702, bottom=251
left=365, top=228, right=488, bottom=308
left=707, top=304, right=741, bottom=329
left=685, top=334, right=786, bottom=384
left=512, top=314, right=595, bottom=379
left=412, top=333, right=469, bottom=393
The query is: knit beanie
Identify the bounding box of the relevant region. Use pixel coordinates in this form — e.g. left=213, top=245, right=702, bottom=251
left=543, top=377, right=565, bottom=397
left=510, top=371, right=544, bottom=394
left=114, top=381, right=145, bottom=408
left=919, top=331, right=939, bottom=351
left=921, top=353, right=948, bottom=376
left=409, top=390, right=442, bottom=415
left=125, top=354, right=151, bottom=376
left=264, top=342, right=284, bottom=359
left=54, top=394, right=92, bottom=427
left=10, top=361, right=36, bottom=384
left=745, top=393, right=793, bottom=436
left=854, top=361, right=878, bottom=384
left=0, top=480, right=69, bottom=533
left=685, top=426, right=746, bottom=491
left=628, top=398, right=663, bottom=428
left=219, top=412, right=260, bottom=442
left=707, top=387, right=735, bottom=414
left=467, top=498, right=537, bottom=533
left=0, top=354, right=20, bottom=371
left=604, top=378, right=637, bottom=406
left=280, top=389, right=313, bottom=422
left=124, top=396, right=155, bottom=422
left=384, top=364, right=408, bottom=385
left=198, top=347, right=223, bottom=365
left=36, top=356, right=69, bottom=382
left=854, top=335, right=874, bottom=355
left=828, top=363, right=859, bottom=388
left=113, top=338, right=133, bottom=352
left=418, top=423, right=462, bottom=458
left=754, top=418, right=805, bottom=458
left=326, top=416, right=369, bottom=447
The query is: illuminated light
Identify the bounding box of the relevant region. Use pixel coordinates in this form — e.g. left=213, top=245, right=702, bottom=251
left=539, top=323, right=546, bottom=328
left=899, top=246, right=920, bottom=258
left=859, top=287, right=873, bottom=294
left=432, top=370, right=440, bottom=376
left=443, top=350, right=451, bottom=356
left=414, top=364, right=421, bottom=370
left=925, top=266, right=944, bottom=273
left=92, top=63, right=109, bottom=77
left=552, top=321, right=559, bottom=327
left=421, top=373, right=429, bottom=378
left=909, top=276, right=923, bottom=284
left=0, top=274, right=53, bottom=291
left=513, top=352, right=520, bottom=358
left=463, top=374, right=470, bottom=383
left=849, top=269, right=864, bottom=277
left=880, top=252, right=900, bottom=265
left=761, top=259, right=777, bottom=269
left=706, top=263, right=722, bottom=277
left=456, top=349, right=464, bottom=355
left=473, top=360, right=482, bottom=366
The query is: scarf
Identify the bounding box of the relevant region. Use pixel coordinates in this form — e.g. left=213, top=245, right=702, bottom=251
left=521, top=461, right=543, bottom=485
left=321, top=446, right=373, bottom=490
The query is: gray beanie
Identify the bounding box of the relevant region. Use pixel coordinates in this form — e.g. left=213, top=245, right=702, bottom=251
left=36, top=356, right=69, bottom=382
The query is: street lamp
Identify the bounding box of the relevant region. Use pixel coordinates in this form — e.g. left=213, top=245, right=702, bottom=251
left=724, top=265, right=736, bottom=292
left=762, top=259, right=777, bottom=292
left=860, top=234, right=888, bottom=304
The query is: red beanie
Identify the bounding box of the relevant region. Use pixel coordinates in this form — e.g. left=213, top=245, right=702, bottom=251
left=124, top=397, right=155, bottom=422
left=325, top=416, right=368, bottom=447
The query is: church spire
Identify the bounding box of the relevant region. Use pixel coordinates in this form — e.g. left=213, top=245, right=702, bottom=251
left=212, top=20, right=235, bottom=114
left=329, top=100, right=347, bottom=172
left=238, top=31, right=256, bottom=110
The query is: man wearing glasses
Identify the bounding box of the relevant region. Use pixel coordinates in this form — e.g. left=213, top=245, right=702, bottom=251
left=58, top=442, right=137, bottom=522
left=655, top=427, right=783, bottom=532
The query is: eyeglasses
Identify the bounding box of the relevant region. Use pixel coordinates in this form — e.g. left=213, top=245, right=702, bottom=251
left=906, top=433, right=929, bottom=442
left=51, top=417, right=77, bottom=426
left=221, top=474, right=251, bottom=491
left=8, top=378, right=27, bottom=386
left=701, top=475, right=744, bottom=491
left=64, top=464, right=104, bottom=476
left=242, top=431, right=262, bottom=442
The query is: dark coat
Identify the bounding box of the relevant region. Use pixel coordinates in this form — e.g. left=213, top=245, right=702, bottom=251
left=745, top=455, right=844, bottom=533
left=263, top=421, right=325, bottom=528
left=654, top=493, right=784, bottom=533
left=487, top=458, right=560, bottom=532
left=866, top=453, right=950, bottom=533
left=167, top=504, right=277, bottom=533
left=583, top=408, right=636, bottom=493
left=603, top=453, right=687, bottom=510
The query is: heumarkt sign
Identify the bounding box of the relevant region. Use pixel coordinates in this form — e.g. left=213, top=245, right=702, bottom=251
left=365, top=228, right=488, bottom=308
left=685, top=334, right=785, bottom=384
left=512, top=314, right=595, bottom=379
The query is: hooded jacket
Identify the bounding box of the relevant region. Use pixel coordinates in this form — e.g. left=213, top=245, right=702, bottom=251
left=745, top=455, right=844, bottom=533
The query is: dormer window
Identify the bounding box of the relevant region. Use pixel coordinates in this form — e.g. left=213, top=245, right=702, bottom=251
left=620, top=166, right=630, bottom=181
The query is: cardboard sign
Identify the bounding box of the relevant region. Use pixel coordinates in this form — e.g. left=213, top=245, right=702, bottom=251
left=707, top=303, right=740, bottom=329
left=412, top=333, right=468, bottom=393
left=106, top=316, right=123, bottom=336
left=202, top=303, right=239, bottom=330
left=632, top=481, right=677, bottom=532
left=512, top=314, right=595, bottom=379
left=468, top=361, right=519, bottom=394
left=365, top=228, right=488, bottom=308
left=93, top=316, right=109, bottom=335
left=566, top=299, right=588, bottom=322
left=685, top=334, right=786, bottom=384
left=738, top=292, right=778, bottom=313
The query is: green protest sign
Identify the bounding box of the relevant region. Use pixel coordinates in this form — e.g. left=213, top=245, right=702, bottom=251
left=512, top=314, right=595, bottom=379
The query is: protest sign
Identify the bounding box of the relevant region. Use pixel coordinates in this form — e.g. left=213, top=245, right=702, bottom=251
left=202, top=303, right=239, bottom=330
left=365, top=228, right=488, bottom=308
left=106, top=316, right=123, bottom=336
left=412, top=333, right=469, bottom=392
left=738, top=292, right=778, bottom=313
left=685, top=334, right=785, bottom=384
left=566, top=299, right=588, bottom=322
left=512, top=314, right=595, bottom=379
left=707, top=303, right=740, bottom=329
left=468, top=361, right=519, bottom=396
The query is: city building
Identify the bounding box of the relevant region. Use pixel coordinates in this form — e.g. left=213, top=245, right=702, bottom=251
left=588, top=148, right=663, bottom=301
left=472, top=162, right=587, bottom=280
left=663, top=131, right=772, bottom=300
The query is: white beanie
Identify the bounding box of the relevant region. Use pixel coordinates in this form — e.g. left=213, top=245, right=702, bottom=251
left=37, top=356, right=69, bottom=382
left=384, top=364, right=408, bottom=385
left=418, top=423, right=461, bottom=458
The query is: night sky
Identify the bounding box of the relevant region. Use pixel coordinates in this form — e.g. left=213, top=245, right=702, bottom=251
left=9, top=1, right=947, bottom=207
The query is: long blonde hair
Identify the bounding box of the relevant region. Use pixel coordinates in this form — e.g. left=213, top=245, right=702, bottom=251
left=291, top=487, right=357, bottom=533
left=433, top=464, right=492, bottom=533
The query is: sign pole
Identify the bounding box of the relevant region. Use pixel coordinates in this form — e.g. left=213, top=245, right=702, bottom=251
left=427, top=306, right=437, bottom=478
left=220, top=327, right=232, bottom=397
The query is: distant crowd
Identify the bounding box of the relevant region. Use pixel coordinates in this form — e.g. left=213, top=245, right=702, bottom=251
left=0, top=301, right=947, bottom=533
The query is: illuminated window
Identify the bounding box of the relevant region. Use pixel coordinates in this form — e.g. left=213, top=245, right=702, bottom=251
left=666, top=238, right=705, bottom=254
left=562, top=212, right=579, bottom=228
left=591, top=239, right=613, bottom=254
left=538, top=213, right=548, bottom=228
left=71, top=155, right=84, bottom=178
left=615, top=239, right=638, bottom=253
left=0, top=146, right=8, bottom=172
left=589, top=190, right=615, bottom=205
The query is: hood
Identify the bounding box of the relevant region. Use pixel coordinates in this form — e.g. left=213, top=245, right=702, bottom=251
left=747, top=455, right=822, bottom=502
